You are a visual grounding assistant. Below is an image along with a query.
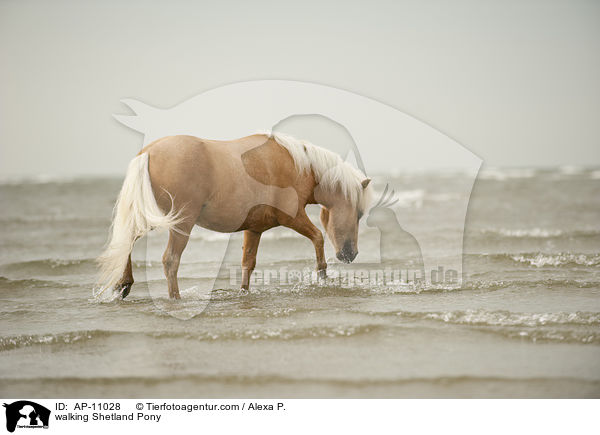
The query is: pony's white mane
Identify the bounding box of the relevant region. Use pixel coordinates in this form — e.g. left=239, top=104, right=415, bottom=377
left=259, top=130, right=371, bottom=210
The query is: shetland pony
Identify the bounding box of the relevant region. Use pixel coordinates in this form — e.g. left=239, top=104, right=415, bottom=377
left=97, top=132, right=371, bottom=299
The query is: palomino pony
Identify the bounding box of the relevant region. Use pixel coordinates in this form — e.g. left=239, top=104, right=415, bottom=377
left=97, top=132, right=372, bottom=299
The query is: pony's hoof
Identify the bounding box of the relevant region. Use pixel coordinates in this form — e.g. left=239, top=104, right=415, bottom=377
left=318, top=269, right=327, bottom=280
left=239, top=287, right=249, bottom=296
left=119, top=283, right=132, bottom=299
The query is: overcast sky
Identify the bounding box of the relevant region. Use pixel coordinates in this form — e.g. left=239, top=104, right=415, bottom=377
left=1, top=0, right=599, bottom=178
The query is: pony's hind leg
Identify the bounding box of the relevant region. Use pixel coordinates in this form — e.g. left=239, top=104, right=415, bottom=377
left=162, top=222, right=193, bottom=299
left=117, top=255, right=134, bottom=298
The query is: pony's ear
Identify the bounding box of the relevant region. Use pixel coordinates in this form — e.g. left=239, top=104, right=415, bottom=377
left=361, top=178, right=371, bottom=189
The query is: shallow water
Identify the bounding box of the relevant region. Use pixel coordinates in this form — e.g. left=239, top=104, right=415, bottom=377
left=0, top=168, right=599, bottom=398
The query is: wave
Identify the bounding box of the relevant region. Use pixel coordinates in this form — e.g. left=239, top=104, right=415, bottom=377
left=559, top=165, right=585, bottom=175
left=0, top=215, right=109, bottom=225
left=486, top=328, right=600, bottom=344
left=478, top=228, right=600, bottom=239
left=460, top=277, right=600, bottom=290
left=0, top=276, right=72, bottom=290
left=3, top=373, right=598, bottom=392
left=0, top=330, right=115, bottom=352
left=390, top=309, right=600, bottom=327
left=360, top=309, right=600, bottom=344
left=0, top=175, right=81, bottom=186
left=509, top=253, right=600, bottom=267
left=0, top=325, right=380, bottom=351
left=200, top=306, right=313, bottom=318
left=478, top=168, right=537, bottom=181
left=0, top=175, right=120, bottom=186
left=361, top=307, right=599, bottom=325
left=152, top=324, right=381, bottom=341
left=95, top=277, right=600, bottom=306
left=241, top=276, right=600, bottom=296
left=2, top=306, right=599, bottom=351
left=5, top=250, right=594, bottom=281
left=0, top=258, right=97, bottom=275
left=468, top=252, right=600, bottom=268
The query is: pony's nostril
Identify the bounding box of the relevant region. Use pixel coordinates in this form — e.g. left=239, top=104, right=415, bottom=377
left=337, top=241, right=357, bottom=263
left=345, top=250, right=357, bottom=262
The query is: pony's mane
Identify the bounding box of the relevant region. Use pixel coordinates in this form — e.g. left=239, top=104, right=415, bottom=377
left=259, top=131, right=371, bottom=209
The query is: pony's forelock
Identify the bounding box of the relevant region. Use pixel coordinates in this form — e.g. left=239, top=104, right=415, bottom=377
left=259, top=130, right=368, bottom=209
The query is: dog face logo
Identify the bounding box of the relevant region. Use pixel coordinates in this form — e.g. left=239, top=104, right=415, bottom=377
left=3, top=401, right=50, bottom=432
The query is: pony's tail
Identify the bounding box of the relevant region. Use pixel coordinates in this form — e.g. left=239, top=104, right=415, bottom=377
left=95, top=153, right=182, bottom=297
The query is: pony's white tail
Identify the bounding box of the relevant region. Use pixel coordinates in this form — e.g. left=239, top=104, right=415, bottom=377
left=96, top=153, right=182, bottom=297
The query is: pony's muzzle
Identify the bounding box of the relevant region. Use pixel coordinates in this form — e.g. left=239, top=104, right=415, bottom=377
left=336, top=241, right=357, bottom=263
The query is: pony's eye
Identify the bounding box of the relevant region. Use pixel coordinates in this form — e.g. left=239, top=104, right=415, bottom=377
left=357, top=211, right=363, bottom=220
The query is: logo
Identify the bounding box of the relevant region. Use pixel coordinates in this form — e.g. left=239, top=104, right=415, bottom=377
left=3, top=401, right=50, bottom=433
left=101, top=80, right=481, bottom=318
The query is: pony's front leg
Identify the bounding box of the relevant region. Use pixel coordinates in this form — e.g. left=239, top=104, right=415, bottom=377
left=241, top=230, right=262, bottom=291
left=284, top=212, right=327, bottom=280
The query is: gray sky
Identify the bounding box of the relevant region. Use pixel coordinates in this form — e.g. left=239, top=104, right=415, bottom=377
left=1, top=0, right=599, bottom=178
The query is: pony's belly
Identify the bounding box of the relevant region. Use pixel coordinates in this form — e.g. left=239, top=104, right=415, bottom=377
left=195, top=202, right=251, bottom=233
left=195, top=202, right=279, bottom=234
left=195, top=215, right=240, bottom=233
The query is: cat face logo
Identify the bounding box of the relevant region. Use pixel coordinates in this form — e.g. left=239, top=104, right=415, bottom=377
left=3, top=401, right=50, bottom=433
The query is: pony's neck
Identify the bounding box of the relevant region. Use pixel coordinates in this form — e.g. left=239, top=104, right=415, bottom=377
left=267, top=131, right=364, bottom=209
left=311, top=182, right=341, bottom=209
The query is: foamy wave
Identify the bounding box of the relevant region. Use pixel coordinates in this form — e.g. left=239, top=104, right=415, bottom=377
left=201, top=306, right=303, bottom=318
left=481, top=228, right=600, bottom=238
left=490, top=228, right=564, bottom=237
left=0, top=175, right=117, bottom=186
left=0, top=215, right=109, bottom=225
left=411, top=309, right=600, bottom=327
left=511, top=253, right=600, bottom=267
left=359, top=309, right=600, bottom=326
left=7, top=374, right=600, bottom=395
left=417, top=310, right=600, bottom=344
left=0, top=258, right=98, bottom=277
left=367, top=309, right=600, bottom=343
left=0, top=326, right=378, bottom=351
left=427, top=192, right=462, bottom=202
left=0, top=330, right=113, bottom=351
left=0, top=174, right=78, bottom=185
left=559, top=165, right=584, bottom=175
left=152, top=324, right=380, bottom=341
left=478, top=168, right=536, bottom=181
left=0, top=276, right=72, bottom=291
left=499, top=329, right=600, bottom=344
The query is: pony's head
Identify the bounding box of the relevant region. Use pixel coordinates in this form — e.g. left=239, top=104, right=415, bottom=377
left=265, top=131, right=372, bottom=264
left=318, top=178, right=372, bottom=263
